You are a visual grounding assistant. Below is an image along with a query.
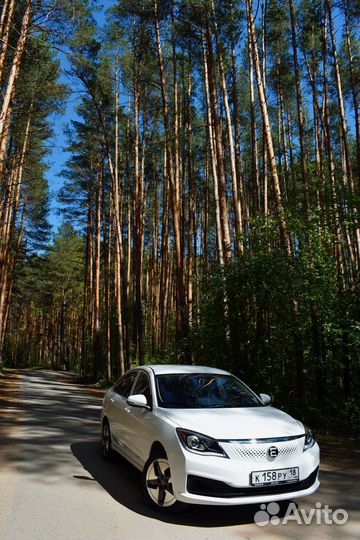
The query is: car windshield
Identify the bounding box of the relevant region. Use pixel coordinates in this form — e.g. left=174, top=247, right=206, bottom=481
left=155, top=373, right=264, bottom=408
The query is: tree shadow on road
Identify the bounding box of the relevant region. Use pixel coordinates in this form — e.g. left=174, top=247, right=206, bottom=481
left=71, top=440, right=266, bottom=527
left=0, top=370, right=102, bottom=475
left=2, top=370, right=359, bottom=535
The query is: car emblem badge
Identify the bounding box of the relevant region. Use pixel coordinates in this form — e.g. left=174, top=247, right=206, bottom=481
left=267, top=446, right=279, bottom=461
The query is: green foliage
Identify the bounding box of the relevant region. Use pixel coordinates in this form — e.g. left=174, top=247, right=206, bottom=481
left=192, top=237, right=360, bottom=434
left=4, top=224, right=85, bottom=368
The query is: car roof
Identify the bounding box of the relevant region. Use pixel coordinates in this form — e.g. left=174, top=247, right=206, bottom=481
left=136, top=364, right=230, bottom=376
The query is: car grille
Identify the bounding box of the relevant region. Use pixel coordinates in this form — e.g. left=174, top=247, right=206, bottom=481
left=220, top=435, right=304, bottom=462
left=187, top=467, right=319, bottom=498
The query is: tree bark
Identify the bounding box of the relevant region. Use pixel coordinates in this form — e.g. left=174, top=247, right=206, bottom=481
left=246, top=0, right=291, bottom=255
left=343, top=0, right=360, bottom=191
left=0, top=0, right=15, bottom=86
left=154, top=0, right=188, bottom=359
left=211, top=0, right=243, bottom=254
left=202, top=37, right=224, bottom=265
left=0, top=0, right=31, bottom=182
left=205, top=19, right=232, bottom=264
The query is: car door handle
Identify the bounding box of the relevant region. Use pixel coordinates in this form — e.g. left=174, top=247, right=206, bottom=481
left=110, top=398, right=114, bottom=403
left=124, top=407, right=131, bottom=413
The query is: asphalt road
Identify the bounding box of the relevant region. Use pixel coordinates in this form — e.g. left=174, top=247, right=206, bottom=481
left=0, top=370, right=359, bottom=540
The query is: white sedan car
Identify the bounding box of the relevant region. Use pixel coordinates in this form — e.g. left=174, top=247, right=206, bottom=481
left=101, top=365, right=320, bottom=512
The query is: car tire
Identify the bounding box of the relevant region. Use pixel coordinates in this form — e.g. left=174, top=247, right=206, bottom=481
left=101, top=419, right=113, bottom=461
left=142, top=449, right=185, bottom=513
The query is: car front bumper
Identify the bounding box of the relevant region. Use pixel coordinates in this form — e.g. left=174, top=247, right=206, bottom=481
left=169, top=441, right=320, bottom=506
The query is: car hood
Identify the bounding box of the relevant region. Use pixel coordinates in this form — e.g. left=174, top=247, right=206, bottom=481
left=165, top=406, right=304, bottom=440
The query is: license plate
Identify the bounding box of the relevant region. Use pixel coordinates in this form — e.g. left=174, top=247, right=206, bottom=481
left=251, top=467, right=299, bottom=486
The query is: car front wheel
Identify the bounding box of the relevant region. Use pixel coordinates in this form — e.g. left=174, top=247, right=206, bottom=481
left=142, top=450, right=184, bottom=513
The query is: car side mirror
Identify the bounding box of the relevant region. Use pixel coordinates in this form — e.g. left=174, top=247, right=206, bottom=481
left=127, top=394, right=148, bottom=408
left=259, top=393, right=271, bottom=405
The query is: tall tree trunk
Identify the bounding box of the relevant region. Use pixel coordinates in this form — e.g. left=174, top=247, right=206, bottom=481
left=0, top=201, right=26, bottom=358
left=0, top=0, right=31, bottom=181
left=231, top=39, right=247, bottom=244
left=202, top=37, right=224, bottom=265
left=0, top=111, right=30, bottom=344
left=186, top=65, right=195, bottom=358
left=261, top=0, right=269, bottom=217
left=248, top=18, right=260, bottom=218
left=81, top=202, right=93, bottom=376
left=211, top=0, right=243, bottom=254
left=159, top=147, right=171, bottom=352
left=93, top=150, right=103, bottom=379
left=154, top=0, right=188, bottom=359
left=0, top=0, right=15, bottom=86
left=326, top=0, right=352, bottom=190
left=105, top=217, right=112, bottom=381
left=343, top=0, right=360, bottom=191
left=246, top=0, right=291, bottom=255
left=133, top=37, right=145, bottom=365
left=327, top=0, right=360, bottom=265
left=323, top=6, right=347, bottom=282
left=0, top=0, right=10, bottom=39
left=289, top=0, right=310, bottom=217
left=205, top=19, right=232, bottom=264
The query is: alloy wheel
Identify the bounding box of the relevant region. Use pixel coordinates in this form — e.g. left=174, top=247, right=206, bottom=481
left=145, top=458, right=176, bottom=507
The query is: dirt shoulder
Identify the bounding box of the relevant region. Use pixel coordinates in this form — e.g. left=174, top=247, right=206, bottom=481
left=0, top=369, right=24, bottom=466
left=0, top=369, right=25, bottom=532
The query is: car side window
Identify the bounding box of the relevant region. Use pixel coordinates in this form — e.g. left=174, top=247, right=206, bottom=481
left=114, top=371, right=137, bottom=398
left=131, top=371, right=152, bottom=407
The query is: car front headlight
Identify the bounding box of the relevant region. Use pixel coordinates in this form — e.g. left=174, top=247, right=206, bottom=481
left=303, top=425, right=315, bottom=451
left=176, top=428, right=228, bottom=458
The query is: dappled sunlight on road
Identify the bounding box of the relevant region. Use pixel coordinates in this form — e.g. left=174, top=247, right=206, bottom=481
left=0, top=370, right=359, bottom=540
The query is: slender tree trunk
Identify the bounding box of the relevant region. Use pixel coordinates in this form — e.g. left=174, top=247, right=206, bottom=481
left=261, top=0, right=269, bottom=217
left=159, top=148, right=172, bottom=353
left=0, top=201, right=26, bottom=358
left=81, top=202, right=92, bottom=376
left=343, top=0, right=360, bottom=190
left=326, top=0, right=352, bottom=190
left=154, top=0, right=188, bottom=359
left=327, top=0, right=360, bottom=264
left=0, top=0, right=15, bottom=86
left=202, top=37, right=224, bottom=265
left=246, top=0, right=291, bottom=255
left=323, top=8, right=347, bottom=282
left=133, top=51, right=145, bottom=365
left=186, top=66, right=195, bottom=356
left=231, top=39, right=247, bottom=244
left=111, top=59, right=126, bottom=375
left=205, top=19, right=232, bottom=264
left=0, top=112, right=30, bottom=342
left=289, top=0, right=310, bottom=217
left=211, top=0, right=243, bottom=254
left=203, top=144, right=209, bottom=269
left=151, top=171, right=160, bottom=355
left=248, top=19, right=260, bottom=218
left=0, top=0, right=10, bottom=39
left=124, top=94, right=131, bottom=369
left=105, top=217, right=112, bottom=381
left=93, top=151, right=103, bottom=379
left=0, top=0, right=31, bottom=181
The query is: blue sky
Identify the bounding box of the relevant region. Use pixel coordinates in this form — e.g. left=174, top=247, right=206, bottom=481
left=46, top=1, right=116, bottom=232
